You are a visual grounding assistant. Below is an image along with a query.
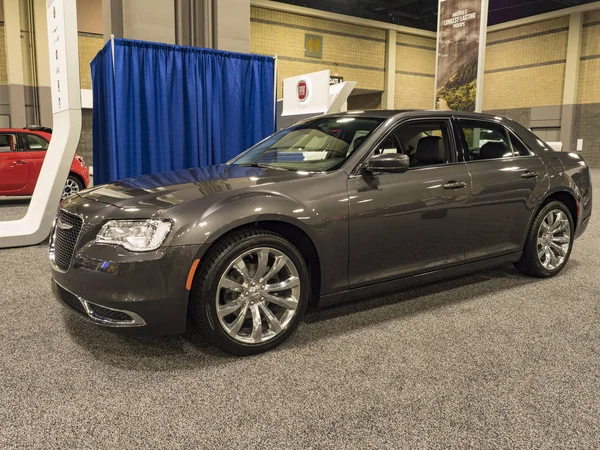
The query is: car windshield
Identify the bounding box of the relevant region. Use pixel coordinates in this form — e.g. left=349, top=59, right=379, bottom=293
left=231, top=116, right=385, bottom=171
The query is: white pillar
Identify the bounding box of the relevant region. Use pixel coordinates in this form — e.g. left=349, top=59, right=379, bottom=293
left=382, top=30, right=396, bottom=110
left=560, top=12, right=583, bottom=152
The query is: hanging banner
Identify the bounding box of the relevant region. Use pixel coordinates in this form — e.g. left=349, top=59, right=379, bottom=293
left=435, top=0, right=488, bottom=112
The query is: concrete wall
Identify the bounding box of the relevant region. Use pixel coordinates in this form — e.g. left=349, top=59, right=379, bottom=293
left=250, top=6, right=386, bottom=98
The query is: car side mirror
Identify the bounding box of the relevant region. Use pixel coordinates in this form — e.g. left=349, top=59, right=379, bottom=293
left=365, top=153, right=410, bottom=173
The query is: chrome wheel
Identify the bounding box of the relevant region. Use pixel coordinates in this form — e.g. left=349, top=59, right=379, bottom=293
left=62, top=177, right=81, bottom=199
left=537, top=209, right=571, bottom=271
left=215, top=247, right=301, bottom=344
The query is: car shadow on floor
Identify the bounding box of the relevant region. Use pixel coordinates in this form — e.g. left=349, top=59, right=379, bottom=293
left=62, top=261, right=578, bottom=370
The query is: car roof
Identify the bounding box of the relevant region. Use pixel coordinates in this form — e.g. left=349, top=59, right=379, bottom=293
left=323, top=109, right=509, bottom=122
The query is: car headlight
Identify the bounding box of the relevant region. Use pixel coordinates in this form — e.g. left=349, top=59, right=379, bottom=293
left=96, top=220, right=172, bottom=252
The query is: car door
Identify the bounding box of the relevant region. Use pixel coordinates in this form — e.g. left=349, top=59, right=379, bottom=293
left=347, top=118, right=471, bottom=288
left=0, top=133, right=29, bottom=195
left=454, top=118, right=549, bottom=261
left=21, top=132, right=50, bottom=194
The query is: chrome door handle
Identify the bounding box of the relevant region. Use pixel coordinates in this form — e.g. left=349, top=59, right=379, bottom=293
left=442, top=181, right=467, bottom=190
left=13, top=160, right=28, bottom=165
left=521, top=171, right=538, bottom=179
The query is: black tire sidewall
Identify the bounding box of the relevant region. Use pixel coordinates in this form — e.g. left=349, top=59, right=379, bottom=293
left=196, top=233, right=310, bottom=356
left=524, top=201, right=574, bottom=277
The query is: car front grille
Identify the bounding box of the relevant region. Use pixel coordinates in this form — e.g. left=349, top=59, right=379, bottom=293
left=52, top=210, right=83, bottom=271
left=55, top=282, right=86, bottom=315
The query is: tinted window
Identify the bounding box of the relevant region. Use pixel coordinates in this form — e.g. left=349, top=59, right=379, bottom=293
left=25, top=134, right=49, bottom=150
left=459, top=121, right=513, bottom=161
left=233, top=117, right=384, bottom=172
left=0, top=133, right=19, bottom=152
left=509, top=132, right=533, bottom=156
left=383, top=121, right=453, bottom=168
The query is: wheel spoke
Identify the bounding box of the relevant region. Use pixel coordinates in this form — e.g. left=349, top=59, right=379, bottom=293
left=537, top=246, right=545, bottom=259
left=254, top=249, right=270, bottom=281
left=220, top=277, right=244, bottom=292
left=266, top=276, right=299, bottom=292
left=232, top=258, right=250, bottom=282
left=226, top=303, right=249, bottom=336
left=250, top=304, right=263, bottom=343
left=262, top=255, right=289, bottom=282
left=554, top=219, right=569, bottom=234
left=258, top=303, right=283, bottom=334
left=552, top=235, right=570, bottom=244
left=548, top=247, right=558, bottom=268
left=549, top=212, right=563, bottom=232
left=550, top=242, right=566, bottom=257
left=264, top=293, right=298, bottom=310
left=217, top=298, right=245, bottom=318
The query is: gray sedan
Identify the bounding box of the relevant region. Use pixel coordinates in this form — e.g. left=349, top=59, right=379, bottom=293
left=50, top=110, right=593, bottom=355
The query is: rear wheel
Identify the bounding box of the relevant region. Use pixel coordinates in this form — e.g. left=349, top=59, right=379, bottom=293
left=190, top=229, right=310, bottom=355
left=62, top=175, right=83, bottom=199
left=515, top=201, right=574, bottom=278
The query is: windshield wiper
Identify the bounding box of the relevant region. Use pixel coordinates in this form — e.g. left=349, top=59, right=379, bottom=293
left=236, top=163, right=289, bottom=170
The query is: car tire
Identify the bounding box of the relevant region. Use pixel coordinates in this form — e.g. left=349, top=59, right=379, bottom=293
left=63, top=175, right=83, bottom=199
left=514, top=200, right=574, bottom=278
left=190, top=228, right=310, bottom=356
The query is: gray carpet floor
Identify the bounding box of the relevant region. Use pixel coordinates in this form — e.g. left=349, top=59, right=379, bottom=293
left=1, top=171, right=599, bottom=449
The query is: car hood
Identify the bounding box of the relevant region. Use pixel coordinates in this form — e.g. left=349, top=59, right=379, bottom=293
left=78, top=164, right=324, bottom=209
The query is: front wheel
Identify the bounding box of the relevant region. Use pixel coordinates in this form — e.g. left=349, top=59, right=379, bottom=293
left=62, top=175, right=83, bottom=199
left=515, top=201, right=574, bottom=278
left=190, top=229, right=310, bottom=356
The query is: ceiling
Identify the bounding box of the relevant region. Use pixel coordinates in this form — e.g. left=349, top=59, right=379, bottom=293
left=274, top=0, right=599, bottom=31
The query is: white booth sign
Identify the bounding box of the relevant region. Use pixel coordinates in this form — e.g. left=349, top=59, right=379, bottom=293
left=282, top=70, right=331, bottom=117
left=281, top=70, right=357, bottom=118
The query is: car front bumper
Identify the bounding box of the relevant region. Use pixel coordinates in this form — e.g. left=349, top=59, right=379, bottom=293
left=51, top=243, right=203, bottom=336
left=49, top=194, right=205, bottom=336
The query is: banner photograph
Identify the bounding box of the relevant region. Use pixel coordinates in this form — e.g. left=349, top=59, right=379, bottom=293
left=435, top=0, right=484, bottom=112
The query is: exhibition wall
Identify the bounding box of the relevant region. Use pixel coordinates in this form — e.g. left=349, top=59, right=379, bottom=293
left=250, top=6, right=386, bottom=99
left=394, top=33, right=436, bottom=109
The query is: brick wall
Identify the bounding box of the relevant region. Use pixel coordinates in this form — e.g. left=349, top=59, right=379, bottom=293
left=76, top=109, right=93, bottom=165
left=482, top=17, right=569, bottom=110
left=78, top=33, right=104, bottom=90
left=482, top=107, right=532, bottom=128
left=572, top=11, right=600, bottom=167
left=394, top=33, right=436, bottom=109
left=250, top=6, right=386, bottom=98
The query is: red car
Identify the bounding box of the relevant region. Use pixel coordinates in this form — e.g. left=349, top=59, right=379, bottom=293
left=0, top=127, right=90, bottom=199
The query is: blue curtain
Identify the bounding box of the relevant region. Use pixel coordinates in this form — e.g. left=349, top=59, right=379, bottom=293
left=91, top=39, right=275, bottom=184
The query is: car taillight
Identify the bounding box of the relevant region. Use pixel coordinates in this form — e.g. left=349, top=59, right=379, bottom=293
left=76, top=156, right=86, bottom=167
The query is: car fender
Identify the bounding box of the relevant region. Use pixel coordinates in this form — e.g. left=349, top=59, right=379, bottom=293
left=163, top=190, right=321, bottom=249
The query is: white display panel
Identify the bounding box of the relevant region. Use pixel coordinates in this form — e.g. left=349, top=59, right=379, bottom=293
left=0, top=0, right=82, bottom=248
left=282, top=70, right=331, bottom=116
left=48, top=0, right=70, bottom=113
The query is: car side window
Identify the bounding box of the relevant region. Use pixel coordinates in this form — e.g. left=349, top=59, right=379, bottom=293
left=509, top=132, right=533, bottom=156
left=459, top=121, right=514, bottom=161
left=0, top=133, right=20, bottom=153
left=388, top=121, right=453, bottom=168
left=374, top=135, right=401, bottom=155
left=25, top=134, right=49, bottom=150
